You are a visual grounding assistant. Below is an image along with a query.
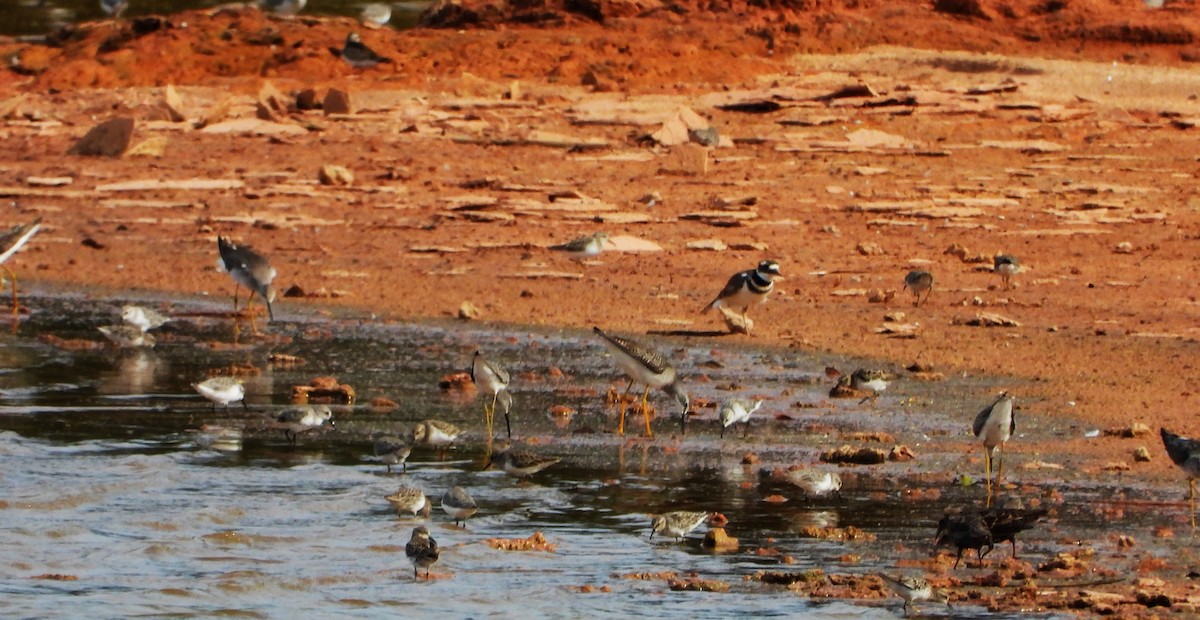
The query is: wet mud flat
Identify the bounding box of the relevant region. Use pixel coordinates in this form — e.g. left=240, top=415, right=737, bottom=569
left=0, top=294, right=1194, bottom=617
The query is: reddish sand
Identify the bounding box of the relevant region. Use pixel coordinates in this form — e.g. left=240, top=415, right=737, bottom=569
left=1, top=1, right=1200, bottom=613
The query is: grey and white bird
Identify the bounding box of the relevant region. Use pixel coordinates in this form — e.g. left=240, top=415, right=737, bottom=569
left=440, top=486, right=478, bottom=526
left=405, top=525, right=439, bottom=579
left=100, top=0, right=129, bottom=18
left=971, top=392, right=1014, bottom=503
left=549, top=232, right=609, bottom=261
left=98, top=324, right=155, bottom=348
left=702, top=260, right=783, bottom=330
left=1161, top=428, right=1200, bottom=528
left=359, top=3, right=392, bottom=27
left=471, top=350, right=513, bottom=440
left=217, top=236, right=276, bottom=323
left=193, top=376, right=246, bottom=410
left=649, top=510, right=711, bottom=542
left=337, top=33, right=392, bottom=69
left=412, top=419, right=461, bottom=460
left=386, top=486, right=431, bottom=517
left=850, top=368, right=893, bottom=403
left=993, top=254, right=1020, bottom=290
left=878, top=574, right=949, bottom=617
left=121, top=304, right=171, bottom=333
left=258, top=0, right=306, bottom=16
left=274, top=405, right=334, bottom=445
left=0, top=216, right=41, bottom=314
left=593, top=326, right=690, bottom=437
left=903, top=270, right=933, bottom=307
left=373, top=432, right=412, bottom=474
left=486, top=448, right=560, bottom=479
left=786, top=469, right=842, bottom=499
left=718, top=398, right=763, bottom=438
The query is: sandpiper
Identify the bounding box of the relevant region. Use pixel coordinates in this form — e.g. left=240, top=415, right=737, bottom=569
left=979, top=506, right=1047, bottom=560
left=373, top=432, right=412, bottom=474
left=0, top=216, right=41, bottom=314
left=338, top=33, right=391, bottom=69
left=98, top=325, right=155, bottom=348
left=878, top=574, right=949, bottom=616
left=701, top=260, right=783, bottom=332
left=1160, top=428, right=1200, bottom=528
left=100, top=0, right=128, bottom=18
left=360, top=3, right=392, bottom=27
left=850, top=368, right=892, bottom=404
left=487, top=448, right=561, bottom=479
left=386, top=486, right=431, bottom=518
left=274, top=405, right=334, bottom=445
left=441, top=486, right=478, bottom=526
left=594, top=327, right=690, bottom=437
left=972, top=391, right=1015, bottom=504
left=786, top=469, right=842, bottom=499
left=258, top=0, right=306, bottom=16
left=413, top=419, right=461, bottom=460
left=216, top=237, right=276, bottom=323
left=934, top=511, right=994, bottom=569
left=718, top=398, right=763, bottom=439
left=121, top=304, right=171, bottom=333
left=471, top=350, right=513, bottom=440
left=993, top=254, right=1020, bottom=290
left=193, top=376, right=246, bottom=410
left=903, top=270, right=933, bottom=307
left=550, top=232, right=609, bottom=261
left=405, top=525, right=439, bottom=579
left=649, top=511, right=711, bottom=542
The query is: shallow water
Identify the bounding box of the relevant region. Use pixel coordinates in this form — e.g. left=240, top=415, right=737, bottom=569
left=0, top=294, right=1181, bottom=617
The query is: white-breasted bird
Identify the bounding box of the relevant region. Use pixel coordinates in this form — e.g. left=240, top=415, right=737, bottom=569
left=702, top=260, right=783, bottom=331
left=121, top=304, right=171, bottom=333
left=274, top=405, right=334, bottom=445
left=471, top=350, right=513, bottom=440
left=878, top=573, right=949, bottom=616
left=718, top=398, right=763, bottom=438
left=217, top=236, right=276, bottom=323
left=549, top=232, right=609, bottom=261
left=993, top=254, right=1020, bottom=290
left=971, top=391, right=1014, bottom=504
left=193, top=376, right=246, bottom=410
left=593, top=326, right=690, bottom=437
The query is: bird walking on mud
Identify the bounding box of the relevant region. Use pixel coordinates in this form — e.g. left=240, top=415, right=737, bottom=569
left=972, top=391, right=1015, bottom=506
left=993, top=254, right=1020, bottom=290
left=593, top=326, right=690, bottom=438
left=550, top=232, right=609, bottom=261
left=217, top=236, right=276, bottom=327
left=1160, top=427, right=1200, bottom=528
left=702, top=260, right=783, bottom=333
left=903, top=270, right=933, bottom=307
left=878, top=574, right=949, bottom=617
left=0, top=216, right=41, bottom=314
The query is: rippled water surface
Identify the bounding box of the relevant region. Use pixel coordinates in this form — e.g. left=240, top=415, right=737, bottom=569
left=0, top=295, right=1175, bottom=617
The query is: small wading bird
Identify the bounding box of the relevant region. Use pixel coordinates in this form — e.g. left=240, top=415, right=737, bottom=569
left=649, top=511, right=711, bottom=542
left=441, top=486, right=478, bottom=526
left=412, top=419, right=461, bottom=460
left=386, top=486, right=431, bottom=518
left=336, top=33, right=392, bottom=69
left=549, top=232, right=609, bottom=261
left=373, top=432, right=412, bottom=474
left=274, top=405, right=334, bottom=445
left=903, top=270, right=933, bottom=307
left=359, top=3, right=391, bottom=27
left=0, top=216, right=41, bottom=314
left=471, top=350, right=513, bottom=440
left=701, top=260, right=783, bottom=332
left=1160, top=427, right=1200, bottom=528
left=993, top=254, right=1020, bottom=290
left=121, top=304, right=170, bottom=333
left=98, top=325, right=155, bottom=348
left=718, top=398, right=763, bottom=439
left=786, top=469, right=842, bottom=499
left=850, top=368, right=891, bottom=404
left=593, top=327, right=690, bottom=438
left=972, top=391, right=1015, bottom=505
left=258, top=0, right=306, bottom=16
left=878, top=574, right=950, bottom=617
left=100, top=0, right=128, bottom=18
left=405, top=526, right=439, bottom=579
left=486, top=448, right=560, bottom=480
left=193, top=376, right=246, bottom=410
left=216, top=237, right=276, bottom=325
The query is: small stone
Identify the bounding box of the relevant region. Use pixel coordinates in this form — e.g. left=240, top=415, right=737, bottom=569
left=458, top=301, right=481, bottom=320
left=1114, top=241, right=1134, bottom=254
left=1133, top=446, right=1151, bottom=462
left=163, top=84, right=186, bottom=122
left=319, top=165, right=354, bottom=186
left=69, top=117, right=134, bottom=158
left=127, top=136, right=168, bottom=158
left=702, top=527, right=739, bottom=551
left=296, top=89, right=320, bottom=110
left=856, top=242, right=884, bottom=256
left=662, top=143, right=709, bottom=175
left=323, top=88, right=354, bottom=115
left=686, top=239, right=727, bottom=251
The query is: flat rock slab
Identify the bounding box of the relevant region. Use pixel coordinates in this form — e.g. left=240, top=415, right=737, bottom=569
left=69, top=117, right=134, bottom=157
left=96, top=179, right=244, bottom=192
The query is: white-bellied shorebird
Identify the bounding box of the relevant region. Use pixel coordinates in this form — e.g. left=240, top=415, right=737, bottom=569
left=593, top=326, right=690, bottom=437
left=649, top=511, right=710, bottom=542
left=1161, top=427, right=1200, bottom=528
left=971, top=391, right=1014, bottom=504
left=702, top=260, right=782, bottom=332
left=217, top=236, right=276, bottom=325
left=471, top=350, right=513, bottom=440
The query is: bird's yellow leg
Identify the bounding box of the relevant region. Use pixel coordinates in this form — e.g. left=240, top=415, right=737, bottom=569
left=640, top=386, right=653, bottom=438
left=616, top=381, right=634, bottom=435
left=997, top=444, right=1005, bottom=486
left=984, top=449, right=993, bottom=508
left=232, top=284, right=241, bottom=312
left=5, top=265, right=18, bottom=314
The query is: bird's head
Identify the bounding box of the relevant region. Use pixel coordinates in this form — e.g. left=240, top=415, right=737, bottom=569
left=757, top=260, right=783, bottom=279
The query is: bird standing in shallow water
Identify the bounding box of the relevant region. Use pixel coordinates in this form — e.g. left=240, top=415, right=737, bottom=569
left=274, top=405, right=334, bottom=445
left=412, top=420, right=461, bottom=460
left=702, top=260, right=783, bottom=333
left=649, top=511, right=711, bottom=542
left=593, top=326, right=690, bottom=437
left=786, top=469, right=842, bottom=499
left=217, top=237, right=276, bottom=325
left=903, top=270, right=933, bottom=307
left=471, top=350, right=513, bottom=441
left=718, top=398, right=762, bottom=438
left=0, top=216, right=41, bottom=314
left=486, top=448, right=560, bottom=480
left=386, top=486, right=431, bottom=517
left=441, top=486, right=478, bottom=526
left=878, top=574, right=949, bottom=616
left=359, top=3, right=391, bottom=27
left=373, top=432, right=412, bottom=474
left=258, top=0, right=306, bottom=16
left=1160, top=427, right=1200, bottom=528
left=993, top=254, right=1020, bottom=290
left=193, top=376, right=246, bottom=410
left=972, top=391, right=1015, bottom=506
left=121, top=305, right=170, bottom=333
left=405, top=526, right=439, bottom=579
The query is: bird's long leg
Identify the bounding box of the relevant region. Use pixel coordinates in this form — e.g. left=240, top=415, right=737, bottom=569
left=616, top=380, right=634, bottom=435
left=1191, top=479, right=1196, bottom=530
left=503, top=409, right=512, bottom=440
left=231, top=284, right=241, bottom=313
left=640, top=386, right=653, bottom=438
left=743, top=418, right=751, bottom=439
left=997, top=443, right=1005, bottom=485
left=983, top=448, right=994, bottom=508
left=4, top=265, right=19, bottom=314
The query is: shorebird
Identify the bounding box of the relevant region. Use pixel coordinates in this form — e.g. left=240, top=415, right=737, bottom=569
left=100, top=0, right=128, bottom=18
left=274, top=405, right=334, bottom=445
left=1160, top=427, right=1200, bottom=528
left=878, top=574, right=949, bottom=617
left=0, top=217, right=41, bottom=314
left=441, top=486, right=478, bottom=526
left=216, top=237, right=276, bottom=324
left=972, top=391, right=1015, bottom=504
left=413, top=420, right=461, bottom=460
left=979, top=506, right=1048, bottom=560
left=337, top=33, right=392, bottom=69
left=258, top=0, right=306, bottom=16
left=593, top=326, right=690, bottom=437
left=98, top=325, right=155, bottom=348
left=121, top=304, right=170, bottom=333
left=649, top=511, right=711, bottom=542
left=550, top=232, right=609, bottom=261
left=193, top=376, right=246, bottom=410
left=359, top=3, right=392, bottom=27
left=701, top=260, right=783, bottom=331
left=486, top=448, right=560, bottom=479
left=903, top=270, right=933, bottom=307
left=993, top=254, right=1020, bottom=290
left=471, top=350, right=513, bottom=440
left=786, top=469, right=842, bottom=499
left=850, top=368, right=892, bottom=404
left=718, top=398, right=763, bottom=438
left=386, top=486, right=431, bottom=518
left=934, top=511, right=994, bottom=568
left=405, top=525, right=439, bottom=579
left=373, top=432, right=412, bottom=474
